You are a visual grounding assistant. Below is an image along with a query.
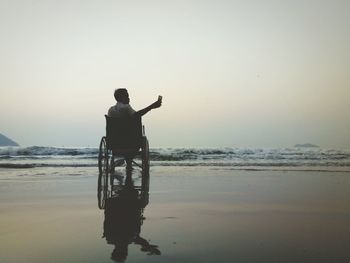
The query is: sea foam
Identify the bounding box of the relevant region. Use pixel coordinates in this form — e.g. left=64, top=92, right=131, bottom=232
left=1, top=146, right=350, bottom=170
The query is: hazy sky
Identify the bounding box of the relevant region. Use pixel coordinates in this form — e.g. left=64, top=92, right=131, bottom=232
left=1, top=0, right=349, bottom=148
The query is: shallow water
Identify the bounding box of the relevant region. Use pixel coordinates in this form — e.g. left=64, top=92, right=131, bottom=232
left=1, top=167, right=350, bottom=262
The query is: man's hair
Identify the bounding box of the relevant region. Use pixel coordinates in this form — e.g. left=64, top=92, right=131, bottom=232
left=114, top=88, right=128, bottom=102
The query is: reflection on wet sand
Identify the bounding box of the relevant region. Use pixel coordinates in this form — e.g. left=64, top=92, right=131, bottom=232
left=101, top=169, right=160, bottom=262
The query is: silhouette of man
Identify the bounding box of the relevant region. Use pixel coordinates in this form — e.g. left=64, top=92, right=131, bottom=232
left=103, top=173, right=160, bottom=262
left=107, top=88, right=162, bottom=170
left=108, top=88, right=162, bottom=118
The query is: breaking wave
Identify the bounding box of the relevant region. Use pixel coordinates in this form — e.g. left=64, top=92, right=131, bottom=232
left=1, top=146, right=350, bottom=170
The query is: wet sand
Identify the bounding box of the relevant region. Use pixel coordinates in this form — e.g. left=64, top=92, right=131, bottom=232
left=1, top=167, right=350, bottom=262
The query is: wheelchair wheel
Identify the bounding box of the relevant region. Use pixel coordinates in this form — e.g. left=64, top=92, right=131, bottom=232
left=98, top=137, right=109, bottom=209
left=141, top=136, right=150, bottom=175
left=140, top=165, right=150, bottom=208
left=98, top=137, right=109, bottom=174
left=97, top=169, right=108, bottom=209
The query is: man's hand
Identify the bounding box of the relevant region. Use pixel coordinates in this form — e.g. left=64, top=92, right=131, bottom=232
left=151, top=99, right=162, bottom=109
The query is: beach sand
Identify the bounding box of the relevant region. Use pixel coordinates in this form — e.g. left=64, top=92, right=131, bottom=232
left=1, top=166, right=350, bottom=262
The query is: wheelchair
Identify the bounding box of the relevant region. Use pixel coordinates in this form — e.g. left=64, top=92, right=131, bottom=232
left=98, top=115, right=150, bottom=209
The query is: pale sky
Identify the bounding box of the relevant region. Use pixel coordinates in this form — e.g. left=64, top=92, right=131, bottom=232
left=0, top=0, right=349, bottom=148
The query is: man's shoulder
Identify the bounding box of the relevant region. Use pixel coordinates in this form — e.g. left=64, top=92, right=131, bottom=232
left=119, top=103, right=135, bottom=113
left=108, top=105, right=116, bottom=112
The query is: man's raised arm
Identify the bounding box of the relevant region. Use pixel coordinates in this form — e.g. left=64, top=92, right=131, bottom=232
left=135, top=99, right=162, bottom=117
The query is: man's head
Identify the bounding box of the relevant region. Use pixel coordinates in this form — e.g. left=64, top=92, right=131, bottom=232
left=114, top=88, right=129, bottom=104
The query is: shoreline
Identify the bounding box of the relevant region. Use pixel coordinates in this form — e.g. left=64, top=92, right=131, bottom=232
left=2, top=163, right=350, bottom=173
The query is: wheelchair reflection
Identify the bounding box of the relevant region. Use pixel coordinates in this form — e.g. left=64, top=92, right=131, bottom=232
left=101, top=171, right=160, bottom=262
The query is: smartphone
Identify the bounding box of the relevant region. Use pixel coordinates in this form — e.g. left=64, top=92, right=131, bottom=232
left=158, top=95, right=163, bottom=102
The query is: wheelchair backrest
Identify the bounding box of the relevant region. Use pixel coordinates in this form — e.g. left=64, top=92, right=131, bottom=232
left=105, top=115, right=143, bottom=151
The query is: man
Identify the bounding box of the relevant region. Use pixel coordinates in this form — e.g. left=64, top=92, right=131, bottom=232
left=107, top=88, right=162, bottom=170
left=108, top=88, right=162, bottom=118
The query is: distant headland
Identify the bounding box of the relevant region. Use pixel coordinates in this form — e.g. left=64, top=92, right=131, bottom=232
left=294, top=143, right=319, bottom=148
left=0, top=133, right=19, bottom=146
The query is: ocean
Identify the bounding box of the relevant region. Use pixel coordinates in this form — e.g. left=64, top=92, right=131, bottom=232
left=1, top=146, right=350, bottom=263
left=1, top=146, right=350, bottom=172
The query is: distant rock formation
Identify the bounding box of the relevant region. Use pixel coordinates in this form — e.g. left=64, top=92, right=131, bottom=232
left=294, top=143, right=319, bottom=148
left=0, top=133, right=19, bottom=146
